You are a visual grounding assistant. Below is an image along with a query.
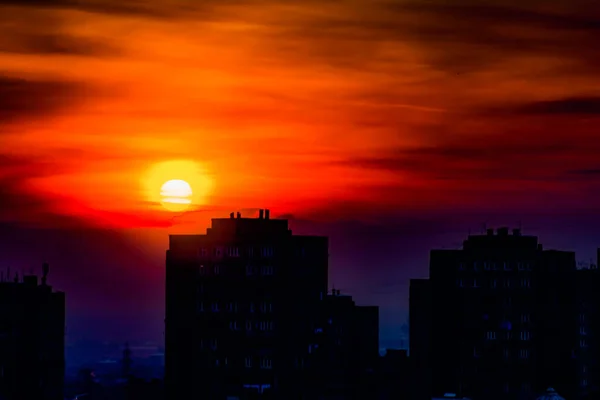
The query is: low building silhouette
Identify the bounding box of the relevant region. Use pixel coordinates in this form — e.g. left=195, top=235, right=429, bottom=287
left=0, top=263, right=65, bottom=400
left=312, top=291, right=379, bottom=399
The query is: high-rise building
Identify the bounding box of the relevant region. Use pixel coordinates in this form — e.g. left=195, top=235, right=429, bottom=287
left=165, top=210, right=328, bottom=399
left=410, top=228, right=578, bottom=400
left=0, top=263, right=65, bottom=400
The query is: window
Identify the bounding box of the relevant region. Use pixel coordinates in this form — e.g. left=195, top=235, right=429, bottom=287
left=197, top=301, right=204, bottom=313
left=210, top=339, right=217, bottom=350
left=250, top=303, right=255, bottom=313
left=520, top=331, right=531, bottom=341
left=504, top=262, right=511, bottom=271
left=518, top=262, right=525, bottom=271
left=248, top=247, right=254, bottom=257
left=246, top=265, right=254, bottom=276
left=246, top=320, right=252, bottom=330
left=580, top=313, right=586, bottom=323
left=261, top=357, right=272, bottom=369
left=503, top=348, right=510, bottom=359
left=211, top=302, right=219, bottom=312
left=259, top=321, right=273, bottom=331
left=580, top=326, right=587, bottom=335
left=504, top=383, right=510, bottom=393
left=229, top=321, right=239, bottom=331
left=245, top=357, right=252, bottom=368
left=505, top=332, right=512, bottom=340
left=457, top=279, right=464, bottom=288
left=521, top=278, right=530, bottom=288
left=522, top=383, right=531, bottom=392
left=200, top=248, right=207, bottom=257
left=473, top=347, right=480, bottom=358
left=582, top=379, right=588, bottom=387
left=491, top=262, right=498, bottom=270
left=262, top=247, right=274, bottom=257
left=580, top=339, right=588, bottom=348
left=459, top=262, right=466, bottom=270
left=261, top=266, right=274, bottom=276
left=214, top=265, right=220, bottom=275
left=521, top=314, right=530, bottom=323
left=474, top=261, right=480, bottom=270
left=583, top=365, right=587, bottom=373
left=519, top=349, right=529, bottom=359
left=486, top=331, right=496, bottom=340
left=504, top=279, right=511, bottom=288
left=473, top=278, right=479, bottom=288
left=215, top=247, right=223, bottom=257
left=199, top=265, right=205, bottom=275
left=228, top=247, right=240, bottom=257
left=491, top=279, right=497, bottom=288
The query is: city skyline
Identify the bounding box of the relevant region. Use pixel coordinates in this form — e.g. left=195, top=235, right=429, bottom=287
left=1, top=0, right=600, bottom=359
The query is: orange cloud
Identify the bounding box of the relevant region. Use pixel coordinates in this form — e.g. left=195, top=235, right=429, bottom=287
left=1, top=0, right=599, bottom=227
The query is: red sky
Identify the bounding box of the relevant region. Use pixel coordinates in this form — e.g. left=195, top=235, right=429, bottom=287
left=1, top=0, right=600, bottom=348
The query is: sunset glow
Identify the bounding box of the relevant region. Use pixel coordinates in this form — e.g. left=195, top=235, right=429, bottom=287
left=0, top=0, right=599, bottom=228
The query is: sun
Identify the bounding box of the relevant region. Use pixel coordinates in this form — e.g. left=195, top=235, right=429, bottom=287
left=160, top=179, right=193, bottom=212
left=142, top=160, right=214, bottom=212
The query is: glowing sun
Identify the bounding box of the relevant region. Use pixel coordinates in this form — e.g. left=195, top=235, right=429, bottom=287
left=160, top=179, right=193, bottom=212
left=142, top=160, right=213, bottom=212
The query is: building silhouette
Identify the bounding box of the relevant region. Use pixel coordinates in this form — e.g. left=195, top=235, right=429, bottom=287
left=312, top=290, right=379, bottom=398
left=574, top=250, right=600, bottom=399
left=410, top=228, right=579, bottom=400
left=0, top=263, right=65, bottom=400
left=165, top=210, right=329, bottom=399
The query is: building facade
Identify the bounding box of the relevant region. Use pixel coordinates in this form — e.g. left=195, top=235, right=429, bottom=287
left=0, top=263, right=65, bottom=400
left=411, top=228, right=579, bottom=400
left=165, top=210, right=329, bottom=399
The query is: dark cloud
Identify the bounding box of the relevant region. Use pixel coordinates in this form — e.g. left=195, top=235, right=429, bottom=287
left=0, top=75, right=92, bottom=125
left=0, top=32, right=118, bottom=56
left=505, top=97, right=600, bottom=116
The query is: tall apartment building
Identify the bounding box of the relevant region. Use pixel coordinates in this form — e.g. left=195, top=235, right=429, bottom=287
left=165, top=210, right=329, bottom=399
left=410, top=228, right=579, bottom=400
left=0, top=263, right=65, bottom=400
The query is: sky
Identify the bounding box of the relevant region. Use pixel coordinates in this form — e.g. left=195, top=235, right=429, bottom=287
left=1, top=0, right=600, bottom=351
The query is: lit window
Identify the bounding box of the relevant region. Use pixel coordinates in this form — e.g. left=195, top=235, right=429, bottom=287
left=261, top=358, right=272, bottom=369
left=520, top=331, right=530, bottom=341
left=262, top=247, right=274, bottom=257
left=228, top=247, right=240, bottom=257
